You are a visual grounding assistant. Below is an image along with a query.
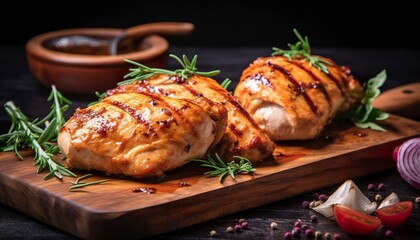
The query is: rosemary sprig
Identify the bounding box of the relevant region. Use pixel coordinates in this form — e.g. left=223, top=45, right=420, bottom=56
left=68, top=174, right=108, bottom=191
left=336, top=70, right=389, bottom=131
left=0, top=86, right=76, bottom=180
left=272, top=29, right=331, bottom=74
left=220, top=78, right=232, bottom=90
left=191, top=153, right=255, bottom=183
left=118, top=54, right=220, bottom=85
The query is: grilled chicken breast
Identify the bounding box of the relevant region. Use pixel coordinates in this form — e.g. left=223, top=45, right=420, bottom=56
left=107, top=74, right=275, bottom=162
left=234, top=56, right=363, bottom=140
left=58, top=92, right=227, bottom=178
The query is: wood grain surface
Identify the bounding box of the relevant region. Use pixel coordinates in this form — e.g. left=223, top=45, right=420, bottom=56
left=0, top=115, right=419, bottom=239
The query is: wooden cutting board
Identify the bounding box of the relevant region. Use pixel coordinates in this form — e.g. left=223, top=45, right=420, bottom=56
left=1, top=83, right=420, bottom=239
left=1, top=113, right=419, bottom=239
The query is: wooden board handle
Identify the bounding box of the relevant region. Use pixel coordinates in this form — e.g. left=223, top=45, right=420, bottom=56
left=373, top=82, right=420, bottom=121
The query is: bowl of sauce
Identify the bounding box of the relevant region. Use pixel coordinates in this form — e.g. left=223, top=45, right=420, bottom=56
left=26, top=22, right=194, bottom=94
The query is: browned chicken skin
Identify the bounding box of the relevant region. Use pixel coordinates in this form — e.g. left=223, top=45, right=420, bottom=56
left=107, top=74, right=275, bottom=162
left=234, top=56, right=363, bottom=140
left=58, top=92, right=227, bottom=178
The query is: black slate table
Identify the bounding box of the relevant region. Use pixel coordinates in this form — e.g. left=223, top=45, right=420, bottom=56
left=0, top=46, right=419, bottom=240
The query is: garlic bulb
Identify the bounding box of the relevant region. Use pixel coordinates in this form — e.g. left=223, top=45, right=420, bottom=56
left=313, top=180, right=377, bottom=218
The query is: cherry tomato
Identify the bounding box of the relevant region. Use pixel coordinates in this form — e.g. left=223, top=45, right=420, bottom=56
left=376, top=201, right=413, bottom=228
left=334, top=205, right=381, bottom=235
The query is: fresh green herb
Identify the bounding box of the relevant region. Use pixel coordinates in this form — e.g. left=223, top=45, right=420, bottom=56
left=220, top=78, right=232, bottom=90
left=119, top=54, right=220, bottom=85
left=68, top=174, right=108, bottom=191
left=191, top=153, right=255, bottom=183
left=0, top=86, right=76, bottom=180
left=88, top=91, right=106, bottom=106
left=337, top=70, right=389, bottom=131
left=272, top=29, right=331, bottom=74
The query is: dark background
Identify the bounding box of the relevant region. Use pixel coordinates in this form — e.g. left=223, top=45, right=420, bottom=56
left=1, top=1, right=416, bottom=48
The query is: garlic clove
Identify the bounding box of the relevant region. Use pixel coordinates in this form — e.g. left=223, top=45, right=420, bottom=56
left=313, top=180, right=377, bottom=218
left=378, top=192, right=400, bottom=209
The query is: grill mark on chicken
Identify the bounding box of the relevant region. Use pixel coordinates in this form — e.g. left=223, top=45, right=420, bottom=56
left=288, top=61, right=332, bottom=106
left=106, top=100, right=149, bottom=124
left=73, top=108, right=113, bottom=136
left=325, top=72, right=345, bottom=96
left=265, top=61, right=319, bottom=114
left=227, top=123, right=243, bottom=136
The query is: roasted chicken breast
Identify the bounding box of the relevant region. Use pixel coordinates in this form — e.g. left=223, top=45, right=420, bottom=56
left=234, top=56, right=363, bottom=140
left=107, top=74, right=275, bottom=162
left=58, top=92, right=227, bottom=178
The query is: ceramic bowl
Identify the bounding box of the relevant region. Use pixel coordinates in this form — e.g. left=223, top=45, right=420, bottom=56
left=26, top=28, right=169, bottom=95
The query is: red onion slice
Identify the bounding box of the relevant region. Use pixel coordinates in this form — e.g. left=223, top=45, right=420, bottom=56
left=396, top=138, right=420, bottom=189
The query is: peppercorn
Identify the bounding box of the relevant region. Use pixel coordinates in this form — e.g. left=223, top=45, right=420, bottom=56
left=310, top=214, right=318, bottom=223
left=333, top=233, right=342, bottom=240
left=302, top=200, right=310, bottom=209
left=226, top=226, right=234, bottom=233
left=375, top=194, right=382, bottom=201
left=313, top=193, right=320, bottom=200
left=240, top=221, right=249, bottom=229
left=385, top=230, right=394, bottom=239
left=284, top=231, right=292, bottom=240
left=305, top=228, right=314, bottom=237
left=270, top=221, right=278, bottom=230
left=415, top=196, right=420, bottom=203
left=301, top=224, right=309, bottom=231
left=294, top=220, right=302, bottom=228
left=234, top=224, right=242, bottom=232
left=325, top=232, right=332, bottom=240
left=291, top=227, right=301, bottom=237
left=368, top=183, right=376, bottom=191
left=314, top=230, right=322, bottom=239
left=319, top=194, right=329, bottom=201
left=238, top=218, right=246, bottom=224
left=378, top=183, right=385, bottom=191
left=210, top=230, right=217, bottom=237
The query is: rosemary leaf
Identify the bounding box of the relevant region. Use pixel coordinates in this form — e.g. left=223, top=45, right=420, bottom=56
left=68, top=174, right=108, bottom=191
left=119, top=54, right=220, bottom=86
left=191, top=154, right=255, bottom=183
left=272, top=29, right=331, bottom=74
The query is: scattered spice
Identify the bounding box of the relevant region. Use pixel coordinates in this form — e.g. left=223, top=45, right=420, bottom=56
left=385, top=229, right=394, bottom=239
left=284, top=231, right=292, bottom=240
left=319, top=194, right=329, bottom=201
left=294, top=220, right=302, bottom=228
left=291, top=227, right=301, bottom=237
left=414, top=196, right=420, bottom=203
left=238, top=218, right=246, bottom=224
left=132, top=187, right=156, bottom=194
left=302, top=200, right=310, bottom=208
left=368, top=183, right=376, bottom=191
left=378, top=183, right=385, bottom=191
left=375, top=194, right=382, bottom=201
left=234, top=224, right=242, bottom=232
left=333, top=233, right=342, bottom=240
left=210, top=230, right=217, bottom=237
left=240, top=221, right=249, bottom=229
left=314, top=230, right=322, bottom=239
left=305, top=228, right=314, bottom=237
left=310, top=214, right=318, bottom=223
left=324, top=232, right=332, bottom=240
left=313, top=193, right=320, bottom=200
left=226, top=226, right=234, bottom=233
left=270, top=222, right=278, bottom=230
left=301, top=224, right=309, bottom=231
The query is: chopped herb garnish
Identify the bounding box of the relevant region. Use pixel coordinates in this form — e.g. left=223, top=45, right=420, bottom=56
left=337, top=70, right=389, bottom=131
left=118, top=54, right=220, bottom=85
left=272, top=29, right=331, bottom=74
left=191, top=153, right=255, bottom=183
